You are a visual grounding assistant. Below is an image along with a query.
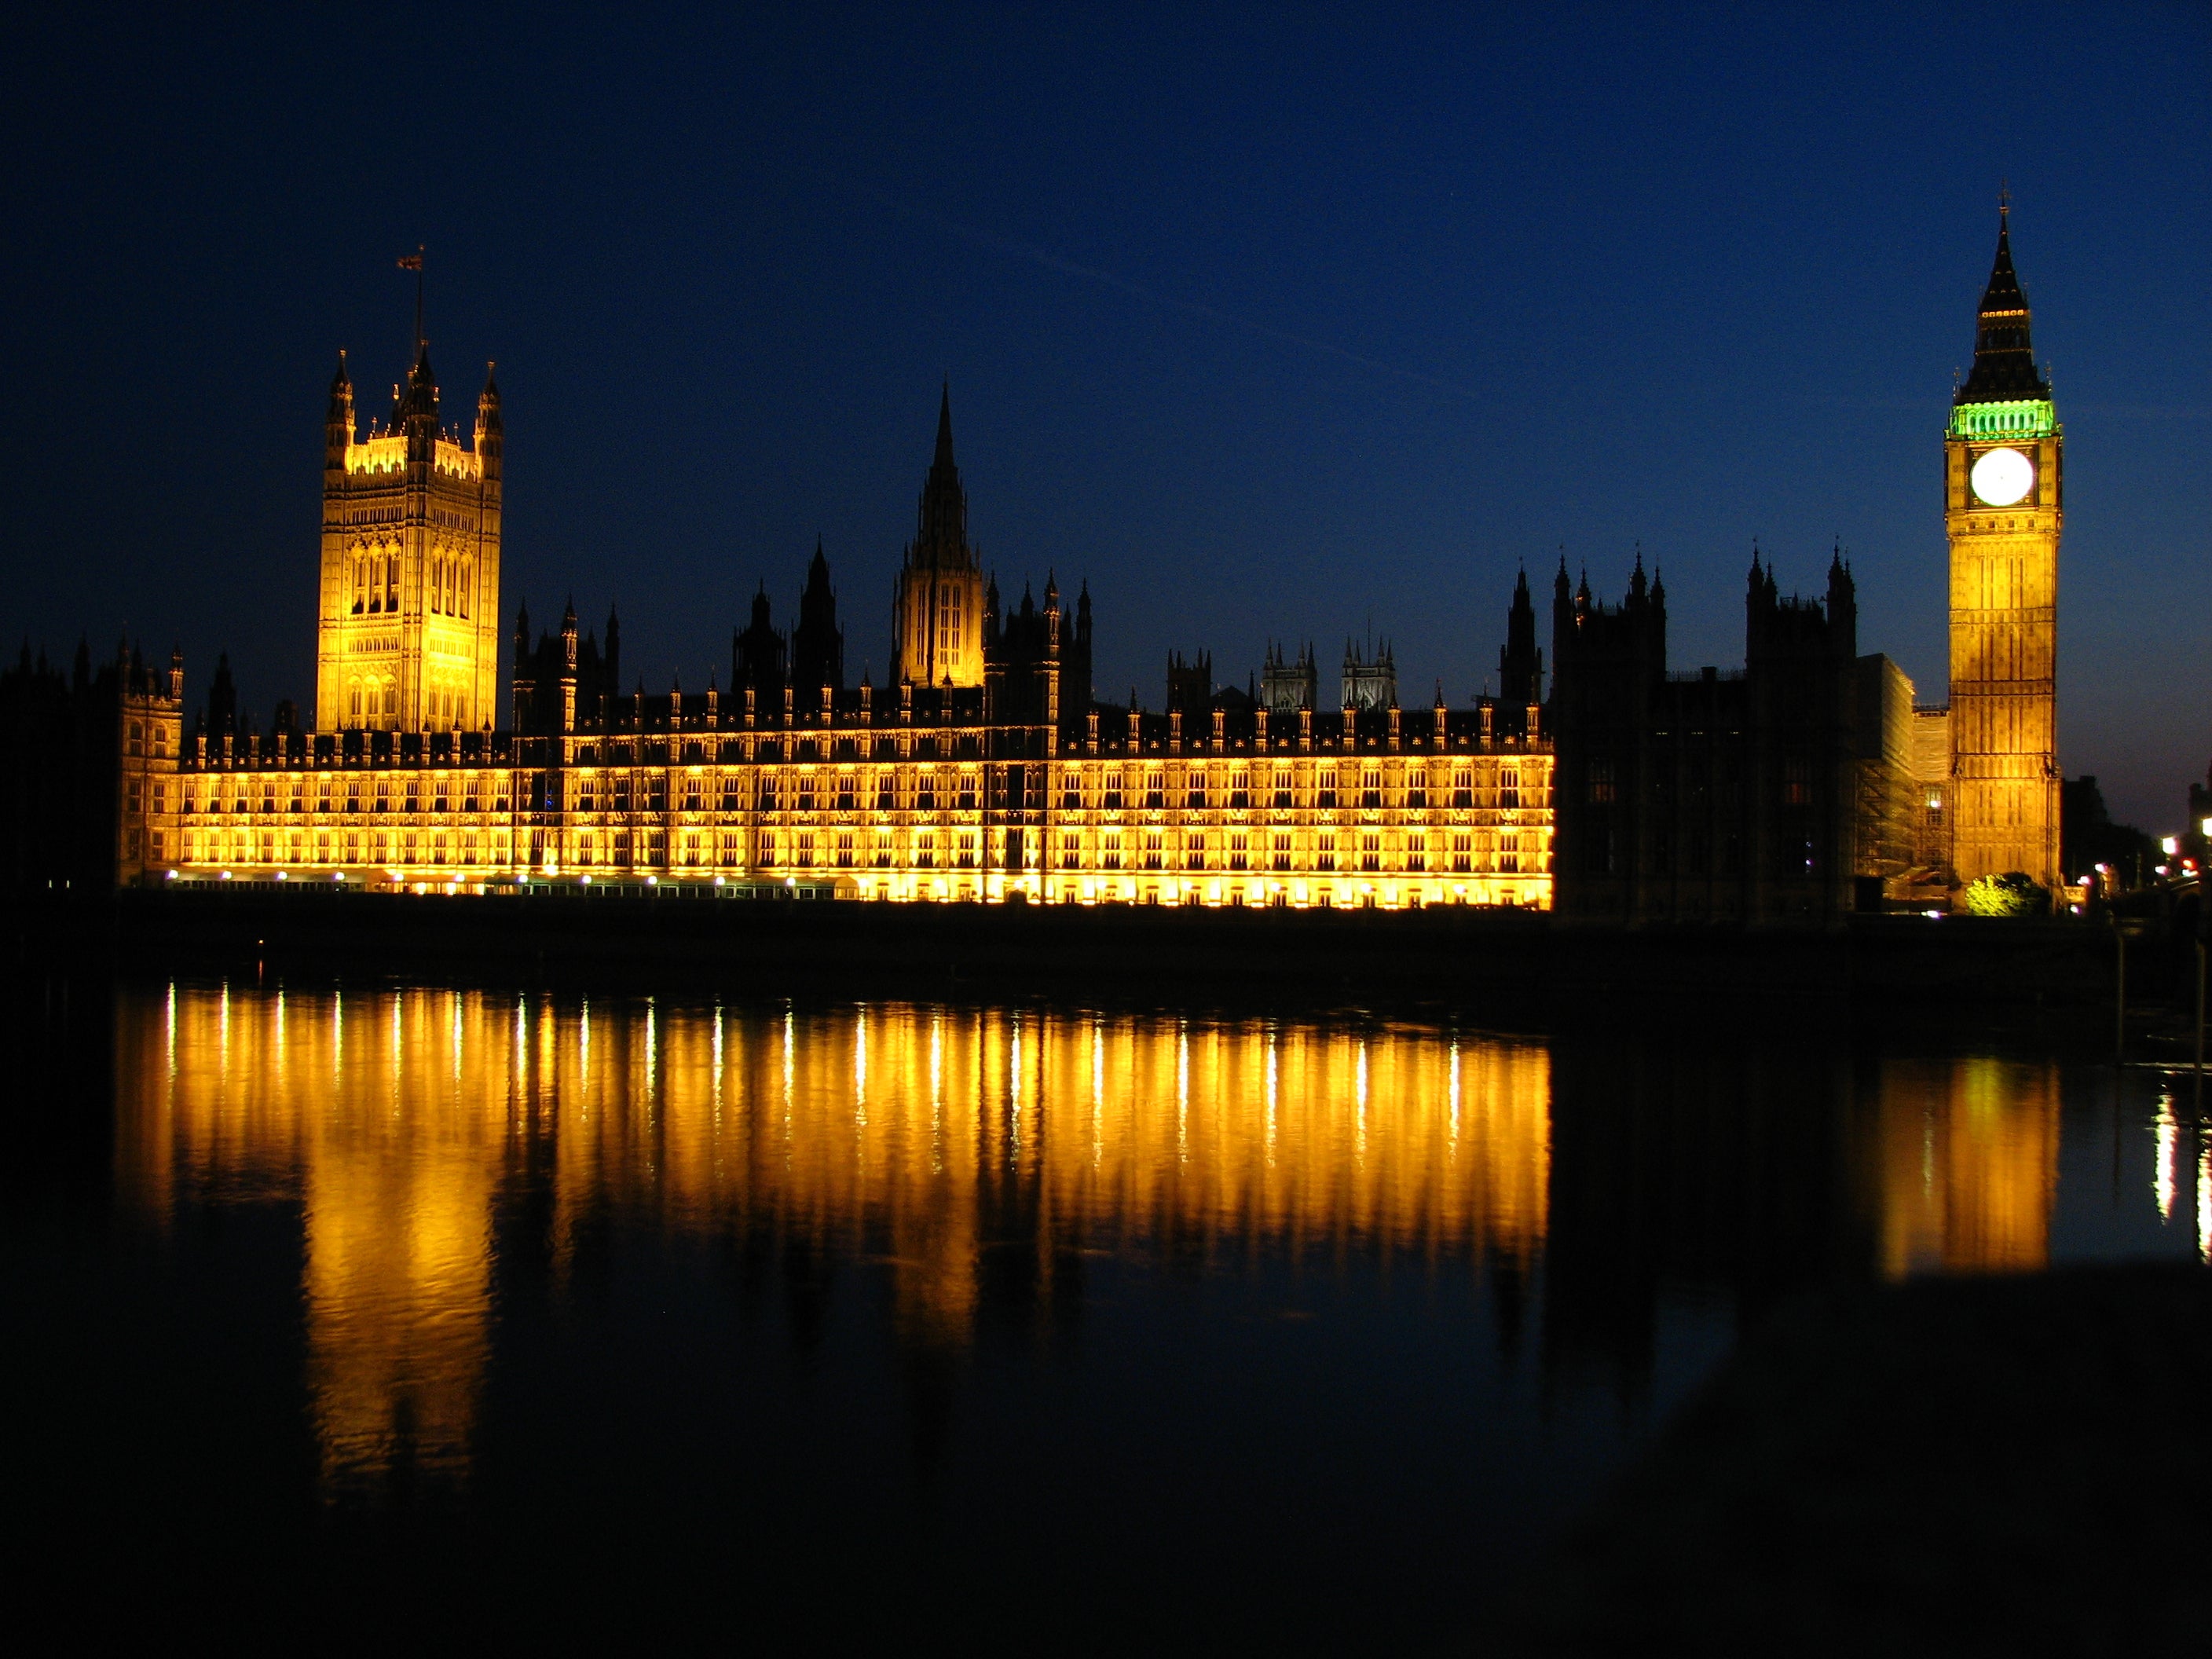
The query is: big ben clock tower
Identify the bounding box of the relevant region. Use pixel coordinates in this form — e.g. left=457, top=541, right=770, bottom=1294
left=1946, top=203, right=2061, bottom=894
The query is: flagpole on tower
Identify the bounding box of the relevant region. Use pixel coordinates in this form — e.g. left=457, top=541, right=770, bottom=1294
left=397, top=245, right=425, bottom=357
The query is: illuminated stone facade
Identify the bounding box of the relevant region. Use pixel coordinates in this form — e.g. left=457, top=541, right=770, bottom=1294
left=1942, top=209, right=2062, bottom=892
left=152, top=689, right=1555, bottom=910
left=315, top=348, right=504, bottom=735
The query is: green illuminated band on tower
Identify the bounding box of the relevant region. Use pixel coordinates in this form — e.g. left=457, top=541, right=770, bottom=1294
left=1946, top=399, right=2056, bottom=441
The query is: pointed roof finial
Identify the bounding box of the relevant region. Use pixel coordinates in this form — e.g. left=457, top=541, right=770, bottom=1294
left=935, top=379, right=955, bottom=468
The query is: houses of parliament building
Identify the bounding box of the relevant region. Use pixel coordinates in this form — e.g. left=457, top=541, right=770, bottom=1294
left=14, top=210, right=2060, bottom=921
left=92, top=367, right=1559, bottom=910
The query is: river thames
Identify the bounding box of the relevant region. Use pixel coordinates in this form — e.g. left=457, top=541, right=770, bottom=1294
left=5, top=976, right=2204, bottom=1643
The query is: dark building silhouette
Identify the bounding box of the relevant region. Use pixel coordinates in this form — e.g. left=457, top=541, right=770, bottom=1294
left=790, top=540, right=844, bottom=697
left=731, top=586, right=787, bottom=709
left=1, top=638, right=182, bottom=897
left=513, top=599, right=621, bottom=734
left=1549, top=550, right=1910, bottom=926
left=1165, top=649, right=1213, bottom=715
left=984, top=577, right=1068, bottom=727
left=1496, top=568, right=1544, bottom=737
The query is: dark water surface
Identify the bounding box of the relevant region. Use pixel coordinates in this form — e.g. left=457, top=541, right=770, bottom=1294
left=4, top=975, right=2205, bottom=1644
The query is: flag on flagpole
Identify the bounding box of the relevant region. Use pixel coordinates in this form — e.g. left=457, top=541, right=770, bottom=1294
left=397, top=253, right=423, bottom=271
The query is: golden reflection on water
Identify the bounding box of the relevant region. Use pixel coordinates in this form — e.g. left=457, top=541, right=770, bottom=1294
left=115, top=987, right=1553, bottom=1496
left=1862, top=1057, right=2060, bottom=1278
left=112, top=987, right=2097, bottom=1500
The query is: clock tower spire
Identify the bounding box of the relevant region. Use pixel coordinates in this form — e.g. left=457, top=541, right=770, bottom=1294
left=1957, top=199, right=2048, bottom=405
left=1944, top=200, right=2062, bottom=898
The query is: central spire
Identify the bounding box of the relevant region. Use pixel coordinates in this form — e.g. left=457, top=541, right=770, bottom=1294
left=908, top=381, right=973, bottom=569
left=1957, top=203, right=2048, bottom=405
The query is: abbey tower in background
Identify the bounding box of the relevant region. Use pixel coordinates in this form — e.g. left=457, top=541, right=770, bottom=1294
left=316, top=345, right=505, bottom=733
left=1943, top=206, right=2062, bottom=892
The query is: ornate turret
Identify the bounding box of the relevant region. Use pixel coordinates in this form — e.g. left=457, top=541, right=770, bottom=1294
left=1826, top=544, right=1856, bottom=644
left=397, top=342, right=440, bottom=461
left=474, top=362, right=503, bottom=479
left=733, top=583, right=787, bottom=701
left=325, top=352, right=353, bottom=468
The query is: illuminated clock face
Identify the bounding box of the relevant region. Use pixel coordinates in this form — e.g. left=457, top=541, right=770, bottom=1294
left=1970, top=446, right=2034, bottom=507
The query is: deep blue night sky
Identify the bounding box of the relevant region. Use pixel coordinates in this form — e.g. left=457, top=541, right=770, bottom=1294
left=2, top=5, right=2204, bottom=826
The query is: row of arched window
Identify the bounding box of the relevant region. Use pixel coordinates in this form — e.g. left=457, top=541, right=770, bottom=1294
left=346, top=676, right=401, bottom=723
left=351, top=552, right=400, bottom=614
left=347, top=548, right=475, bottom=618
left=342, top=677, right=474, bottom=731
left=430, top=554, right=473, bottom=618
